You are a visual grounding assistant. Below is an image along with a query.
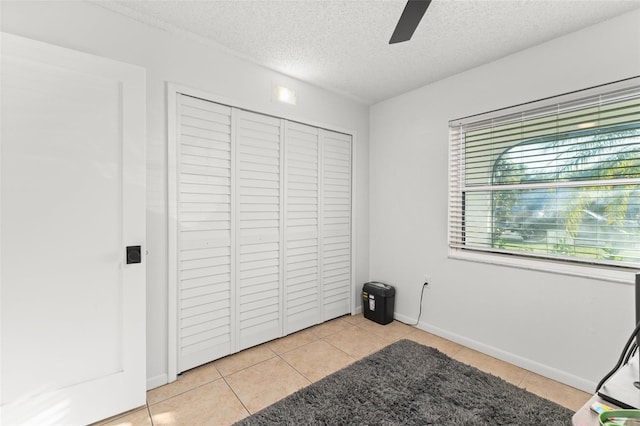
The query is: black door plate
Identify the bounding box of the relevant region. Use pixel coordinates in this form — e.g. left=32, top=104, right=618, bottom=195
left=126, top=245, right=142, bottom=264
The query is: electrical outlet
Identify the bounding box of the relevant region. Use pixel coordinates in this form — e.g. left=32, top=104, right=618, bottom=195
left=423, top=275, right=431, bottom=288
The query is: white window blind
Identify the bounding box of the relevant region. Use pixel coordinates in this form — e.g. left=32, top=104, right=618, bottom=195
left=449, top=80, right=640, bottom=268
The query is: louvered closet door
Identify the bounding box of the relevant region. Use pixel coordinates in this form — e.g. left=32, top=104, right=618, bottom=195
left=177, top=95, right=234, bottom=372
left=284, top=122, right=320, bottom=334
left=320, top=130, right=352, bottom=320
left=236, top=110, right=283, bottom=350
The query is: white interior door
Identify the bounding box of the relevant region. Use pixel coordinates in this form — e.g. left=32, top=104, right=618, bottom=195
left=0, top=33, right=146, bottom=425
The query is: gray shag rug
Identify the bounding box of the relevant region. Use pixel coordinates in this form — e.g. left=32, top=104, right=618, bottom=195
left=234, top=339, right=573, bottom=425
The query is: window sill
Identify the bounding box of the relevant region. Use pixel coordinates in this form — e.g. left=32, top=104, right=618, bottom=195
left=449, top=249, right=637, bottom=285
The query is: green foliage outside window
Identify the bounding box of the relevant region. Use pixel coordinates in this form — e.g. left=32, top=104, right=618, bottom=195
left=490, top=127, right=640, bottom=264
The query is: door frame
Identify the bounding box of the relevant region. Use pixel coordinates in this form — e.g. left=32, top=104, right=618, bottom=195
left=166, top=83, right=357, bottom=382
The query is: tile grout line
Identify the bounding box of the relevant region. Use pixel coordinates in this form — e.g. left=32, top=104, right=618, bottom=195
left=517, top=371, right=531, bottom=388
left=220, top=374, right=252, bottom=416
left=320, top=335, right=362, bottom=361
left=212, top=361, right=252, bottom=414
left=270, top=334, right=322, bottom=357
left=255, top=336, right=364, bottom=411
left=147, top=374, right=227, bottom=406
left=214, top=347, right=278, bottom=380
left=224, top=325, right=362, bottom=409
left=276, top=350, right=315, bottom=385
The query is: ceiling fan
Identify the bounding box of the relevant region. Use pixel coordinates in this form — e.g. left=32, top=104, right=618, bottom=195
left=389, top=0, right=432, bottom=44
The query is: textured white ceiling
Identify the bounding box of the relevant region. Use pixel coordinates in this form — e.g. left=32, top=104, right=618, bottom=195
left=98, top=0, right=640, bottom=105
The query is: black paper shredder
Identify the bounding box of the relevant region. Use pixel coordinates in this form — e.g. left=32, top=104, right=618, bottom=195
left=362, top=281, right=395, bottom=325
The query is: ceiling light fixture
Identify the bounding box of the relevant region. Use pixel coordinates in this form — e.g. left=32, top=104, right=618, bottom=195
left=273, top=85, right=297, bottom=105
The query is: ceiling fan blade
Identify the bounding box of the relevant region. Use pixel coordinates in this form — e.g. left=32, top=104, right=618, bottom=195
left=389, top=0, right=432, bottom=44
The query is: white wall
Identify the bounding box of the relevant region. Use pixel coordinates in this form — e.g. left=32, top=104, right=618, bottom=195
left=370, top=9, right=640, bottom=393
left=1, top=0, right=369, bottom=390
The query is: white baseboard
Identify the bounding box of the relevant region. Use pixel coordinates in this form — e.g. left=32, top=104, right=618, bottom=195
left=147, top=373, right=168, bottom=391
left=393, top=312, right=595, bottom=393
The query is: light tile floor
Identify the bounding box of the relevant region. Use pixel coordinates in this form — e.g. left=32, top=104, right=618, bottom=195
left=95, top=314, right=590, bottom=426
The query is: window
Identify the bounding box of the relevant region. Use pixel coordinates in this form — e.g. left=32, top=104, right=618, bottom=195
left=449, top=81, right=640, bottom=268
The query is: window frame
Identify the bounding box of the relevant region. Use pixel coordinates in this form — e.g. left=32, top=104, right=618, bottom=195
left=448, top=77, right=640, bottom=282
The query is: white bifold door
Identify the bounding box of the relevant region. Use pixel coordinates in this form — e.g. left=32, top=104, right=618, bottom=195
left=174, top=97, right=234, bottom=371
left=172, top=94, right=352, bottom=373
left=1, top=34, right=146, bottom=425
left=236, top=111, right=284, bottom=349
left=283, top=123, right=352, bottom=333
left=319, top=131, right=353, bottom=321
left=283, top=122, right=320, bottom=334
